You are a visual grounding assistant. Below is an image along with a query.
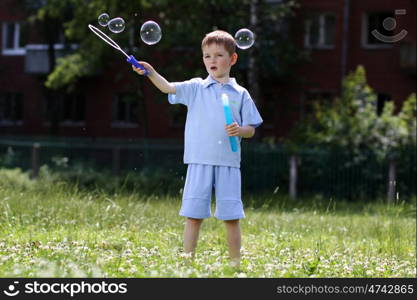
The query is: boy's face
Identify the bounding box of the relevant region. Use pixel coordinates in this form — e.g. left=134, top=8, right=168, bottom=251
left=202, top=43, right=237, bottom=82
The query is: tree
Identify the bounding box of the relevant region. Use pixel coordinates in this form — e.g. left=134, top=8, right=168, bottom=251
left=20, top=0, right=303, bottom=138
left=289, top=65, right=416, bottom=157
left=286, top=65, right=416, bottom=201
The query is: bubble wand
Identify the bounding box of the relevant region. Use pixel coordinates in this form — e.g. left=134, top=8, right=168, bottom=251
left=222, top=93, right=238, bottom=152
left=88, top=24, right=148, bottom=75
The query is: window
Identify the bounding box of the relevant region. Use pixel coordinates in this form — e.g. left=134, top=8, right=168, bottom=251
left=112, top=93, right=139, bottom=127
left=44, top=94, right=85, bottom=126
left=2, top=22, right=27, bottom=55
left=62, top=94, right=85, bottom=123
left=377, top=93, right=392, bottom=115
left=305, top=14, right=336, bottom=48
left=362, top=12, right=394, bottom=48
left=0, top=92, right=24, bottom=126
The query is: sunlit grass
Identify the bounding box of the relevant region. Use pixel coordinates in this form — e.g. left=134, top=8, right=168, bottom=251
left=0, top=169, right=415, bottom=277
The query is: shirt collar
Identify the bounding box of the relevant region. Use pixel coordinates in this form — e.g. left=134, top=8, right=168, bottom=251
left=202, top=75, right=239, bottom=91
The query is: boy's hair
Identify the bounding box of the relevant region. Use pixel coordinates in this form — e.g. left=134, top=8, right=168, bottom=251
left=201, top=30, right=236, bottom=56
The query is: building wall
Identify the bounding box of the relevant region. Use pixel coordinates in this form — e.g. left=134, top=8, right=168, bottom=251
left=273, top=0, right=416, bottom=138
left=0, top=0, right=415, bottom=140
left=347, top=0, right=416, bottom=108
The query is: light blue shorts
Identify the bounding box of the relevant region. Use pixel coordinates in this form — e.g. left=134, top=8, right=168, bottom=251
left=180, top=164, right=245, bottom=220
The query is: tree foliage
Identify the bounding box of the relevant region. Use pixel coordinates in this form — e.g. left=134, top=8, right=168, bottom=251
left=287, top=65, right=416, bottom=161
left=20, top=0, right=302, bottom=93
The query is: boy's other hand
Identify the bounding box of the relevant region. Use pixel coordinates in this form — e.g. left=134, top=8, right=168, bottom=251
left=132, top=61, right=153, bottom=76
left=225, top=122, right=240, bottom=136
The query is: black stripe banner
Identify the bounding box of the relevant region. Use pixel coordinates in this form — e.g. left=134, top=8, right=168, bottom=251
left=0, top=278, right=416, bottom=299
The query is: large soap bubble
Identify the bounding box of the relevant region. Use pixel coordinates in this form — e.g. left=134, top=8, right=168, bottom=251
left=234, top=28, right=255, bottom=50
left=140, top=21, right=162, bottom=45
left=108, top=17, right=125, bottom=33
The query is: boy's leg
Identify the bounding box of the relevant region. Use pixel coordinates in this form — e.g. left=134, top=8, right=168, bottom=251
left=213, top=166, right=244, bottom=265
left=184, top=217, right=204, bottom=256
left=180, top=164, right=214, bottom=257
left=224, top=219, right=241, bottom=266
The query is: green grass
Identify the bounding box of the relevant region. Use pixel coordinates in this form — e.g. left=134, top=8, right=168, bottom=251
left=0, top=168, right=415, bottom=277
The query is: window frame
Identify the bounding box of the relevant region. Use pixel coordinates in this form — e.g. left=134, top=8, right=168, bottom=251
left=2, top=22, right=26, bottom=56
left=111, top=93, right=139, bottom=128
left=43, top=94, right=86, bottom=127
left=0, top=92, right=24, bottom=126
left=304, top=13, right=336, bottom=49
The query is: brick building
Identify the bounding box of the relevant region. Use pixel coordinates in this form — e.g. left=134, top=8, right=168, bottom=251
left=0, top=0, right=415, bottom=140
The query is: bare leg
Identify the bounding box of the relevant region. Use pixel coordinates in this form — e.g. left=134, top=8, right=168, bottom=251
left=183, top=217, right=203, bottom=257
left=224, top=219, right=241, bottom=267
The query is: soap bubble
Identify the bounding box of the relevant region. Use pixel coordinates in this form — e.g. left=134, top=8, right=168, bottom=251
left=98, top=13, right=110, bottom=27
left=234, top=28, right=255, bottom=50
left=140, top=21, right=162, bottom=45
left=108, top=17, right=125, bottom=33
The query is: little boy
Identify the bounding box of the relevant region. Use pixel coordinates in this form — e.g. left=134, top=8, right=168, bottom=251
left=133, top=30, right=262, bottom=267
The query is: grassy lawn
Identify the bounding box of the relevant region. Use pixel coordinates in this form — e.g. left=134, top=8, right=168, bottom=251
left=0, top=169, right=415, bottom=278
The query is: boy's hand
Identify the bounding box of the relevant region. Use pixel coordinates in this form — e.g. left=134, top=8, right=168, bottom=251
left=225, top=122, right=241, bottom=136
left=132, top=61, right=153, bottom=76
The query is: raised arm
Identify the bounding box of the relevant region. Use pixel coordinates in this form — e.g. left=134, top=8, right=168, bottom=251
left=132, top=62, right=176, bottom=94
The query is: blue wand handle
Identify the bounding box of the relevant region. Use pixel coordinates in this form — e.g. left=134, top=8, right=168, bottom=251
left=127, top=55, right=149, bottom=76
left=222, top=94, right=238, bottom=152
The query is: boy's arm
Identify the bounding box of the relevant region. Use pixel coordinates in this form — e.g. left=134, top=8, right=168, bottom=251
left=225, top=123, right=255, bottom=138
left=132, top=62, right=176, bottom=94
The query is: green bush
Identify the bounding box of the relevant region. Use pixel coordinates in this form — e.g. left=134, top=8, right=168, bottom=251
left=284, top=66, right=416, bottom=200
left=0, top=168, right=35, bottom=191
left=288, top=66, right=416, bottom=157
left=37, top=163, right=184, bottom=195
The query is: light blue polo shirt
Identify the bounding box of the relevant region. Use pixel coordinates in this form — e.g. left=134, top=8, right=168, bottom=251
left=168, top=75, right=263, bottom=168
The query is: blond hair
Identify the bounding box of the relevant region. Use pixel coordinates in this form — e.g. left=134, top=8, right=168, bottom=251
left=201, top=30, right=236, bottom=56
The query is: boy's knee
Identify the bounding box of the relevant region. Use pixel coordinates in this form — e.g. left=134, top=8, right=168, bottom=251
left=224, top=219, right=239, bottom=225
left=187, top=217, right=203, bottom=225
